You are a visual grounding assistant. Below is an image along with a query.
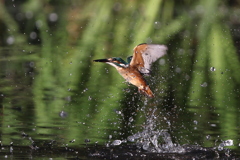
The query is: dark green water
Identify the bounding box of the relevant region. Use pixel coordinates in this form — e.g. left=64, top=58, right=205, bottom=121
left=0, top=47, right=239, bottom=159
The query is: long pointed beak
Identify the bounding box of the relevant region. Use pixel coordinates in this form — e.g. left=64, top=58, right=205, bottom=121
left=93, top=59, right=109, bottom=62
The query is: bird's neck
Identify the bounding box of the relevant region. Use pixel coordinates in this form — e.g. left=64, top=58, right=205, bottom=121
left=106, top=62, right=129, bottom=69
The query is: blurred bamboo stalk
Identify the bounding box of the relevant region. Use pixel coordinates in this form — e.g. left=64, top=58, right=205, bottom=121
left=188, top=0, right=220, bottom=107
left=0, top=2, right=26, bottom=44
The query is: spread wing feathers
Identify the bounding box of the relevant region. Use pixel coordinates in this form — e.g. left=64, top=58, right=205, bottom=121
left=130, top=44, right=167, bottom=74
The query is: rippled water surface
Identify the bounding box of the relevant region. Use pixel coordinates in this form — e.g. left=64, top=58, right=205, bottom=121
left=0, top=50, right=240, bottom=159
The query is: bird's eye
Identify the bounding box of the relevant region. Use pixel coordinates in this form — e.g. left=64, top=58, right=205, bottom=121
left=112, top=58, right=116, bottom=61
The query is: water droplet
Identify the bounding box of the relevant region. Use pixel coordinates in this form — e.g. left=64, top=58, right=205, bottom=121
left=69, top=139, right=75, bottom=143
left=210, top=123, right=216, bottom=127
left=154, top=21, right=161, bottom=29
left=206, top=135, right=211, bottom=140
left=193, top=120, right=198, bottom=125
left=111, top=140, right=122, bottom=146
left=115, top=110, right=122, bottom=114
left=159, top=59, right=165, bottom=65
left=175, top=67, right=181, bottom=73
left=210, top=67, right=216, bottom=71
left=200, top=82, right=207, bottom=87
left=49, top=13, right=58, bottom=22
left=224, top=139, right=233, bottom=146
left=146, top=37, right=152, bottom=44
left=185, top=74, right=190, bottom=81
left=29, top=62, right=35, bottom=67
left=22, top=132, right=28, bottom=137
left=6, top=36, right=15, bottom=45
left=127, top=136, right=135, bottom=142
left=129, top=117, right=134, bottom=122
left=36, top=20, right=43, bottom=28
left=25, top=11, right=33, bottom=19
left=59, top=111, right=68, bottom=118
left=30, top=32, right=37, bottom=39
left=82, top=88, right=88, bottom=93
left=84, top=139, right=90, bottom=143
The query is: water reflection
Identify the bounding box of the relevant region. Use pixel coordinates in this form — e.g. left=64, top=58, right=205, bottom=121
left=0, top=47, right=240, bottom=159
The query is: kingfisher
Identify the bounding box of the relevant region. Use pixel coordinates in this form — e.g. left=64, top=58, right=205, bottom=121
left=93, top=43, right=167, bottom=98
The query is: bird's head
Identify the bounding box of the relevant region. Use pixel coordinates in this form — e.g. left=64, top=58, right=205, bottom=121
left=93, top=57, right=128, bottom=68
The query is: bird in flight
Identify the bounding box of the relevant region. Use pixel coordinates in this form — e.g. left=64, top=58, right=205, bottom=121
left=93, top=43, right=167, bottom=98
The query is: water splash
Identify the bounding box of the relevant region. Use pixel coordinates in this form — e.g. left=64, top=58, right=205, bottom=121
left=107, top=106, right=235, bottom=158
left=217, top=139, right=233, bottom=151
left=126, top=108, right=185, bottom=153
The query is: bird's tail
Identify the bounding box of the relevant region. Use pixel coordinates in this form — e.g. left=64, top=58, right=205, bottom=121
left=138, top=86, right=154, bottom=98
